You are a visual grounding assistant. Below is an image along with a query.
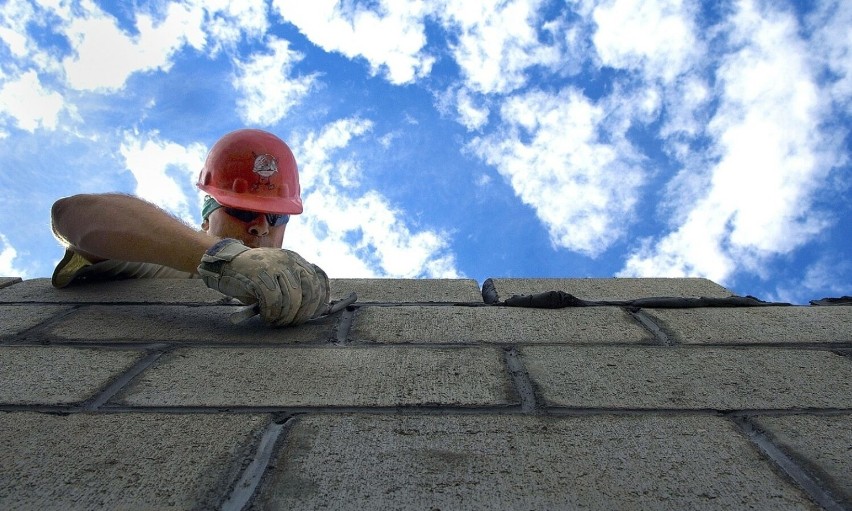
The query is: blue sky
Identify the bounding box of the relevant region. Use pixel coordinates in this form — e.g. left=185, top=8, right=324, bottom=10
left=0, top=0, right=850, bottom=304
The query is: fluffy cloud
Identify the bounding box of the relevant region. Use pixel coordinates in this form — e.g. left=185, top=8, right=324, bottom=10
left=0, top=233, right=27, bottom=278
left=59, top=2, right=205, bottom=91
left=232, top=37, right=318, bottom=126
left=272, top=0, right=433, bottom=84
left=806, top=0, right=852, bottom=113
left=0, top=0, right=34, bottom=58
left=286, top=118, right=461, bottom=278
left=119, top=132, right=208, bottom=224
left=470, top=87, right=645, bottom=256
left=620, top=0, right=842, bottom=282
left=0, top=70, right=65, bottom=132
left=589, top=0, right=699, bottom=83
left=437, top=0, right=564, bottom=94
left=200, top=0, right=270, bottom=51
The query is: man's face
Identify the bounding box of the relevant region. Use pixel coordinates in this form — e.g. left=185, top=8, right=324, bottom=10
left=202, top=208, right=286, bottom=248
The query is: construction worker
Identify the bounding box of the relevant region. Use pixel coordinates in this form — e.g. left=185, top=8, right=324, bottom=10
left=50, top=129, right=329, bottom=326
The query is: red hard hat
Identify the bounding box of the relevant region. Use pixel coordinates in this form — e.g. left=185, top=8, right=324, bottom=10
left=196, top=129, right=303, bottom=214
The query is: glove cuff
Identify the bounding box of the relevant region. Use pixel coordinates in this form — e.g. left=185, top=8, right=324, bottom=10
left=198, top=238, right=250, bottom=275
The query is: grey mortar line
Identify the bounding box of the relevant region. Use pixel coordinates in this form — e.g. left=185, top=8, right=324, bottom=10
left=6, top=304, right=82, bottom=342
left=3, top=404, right=852, bottom=416
left=0, top=277, right=23, bottom=289
left=625, top=308, right=675, bottom=345
left=219, top=417, right=291, bottom=511
left=730, top=415, right=846, bottom=511
left=8, top=339, right=852, bottom=350
left=334, top=307, right=356, bottom=344
left=335, top=301, right=489, bottom=307
left=503, top=346, right=540, bottom=413
left=832, top=348, right=852, bottom=360
left=81, top=344, right=171, bottom=411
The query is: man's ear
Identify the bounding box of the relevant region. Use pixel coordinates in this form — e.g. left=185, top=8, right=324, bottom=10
left=201, top=218, right=209, bottom=232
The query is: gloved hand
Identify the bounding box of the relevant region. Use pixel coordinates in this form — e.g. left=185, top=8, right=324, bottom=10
left=197, top=238, right=329, bottom=326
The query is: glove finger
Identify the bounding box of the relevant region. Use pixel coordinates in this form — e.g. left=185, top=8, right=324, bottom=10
left=291, top=268, right=322, bottom=325
left=256, top=270, right=286, bottom=325
left=308, top=264, right=330, bottom=318
left=271, top=273, right=302, bottom=326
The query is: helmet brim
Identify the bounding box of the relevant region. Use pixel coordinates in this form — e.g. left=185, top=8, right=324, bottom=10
left=199, top=185, right=303, bottom=215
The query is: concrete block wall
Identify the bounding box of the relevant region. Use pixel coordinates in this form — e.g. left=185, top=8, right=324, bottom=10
left=0, top=277, right=850, bottom=510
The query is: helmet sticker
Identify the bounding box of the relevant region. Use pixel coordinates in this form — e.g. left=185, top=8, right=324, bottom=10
left=252, top=153, right=278, bottom=190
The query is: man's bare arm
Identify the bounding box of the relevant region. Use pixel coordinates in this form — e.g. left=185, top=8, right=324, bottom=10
left=51, top=193, right=216, bottom=274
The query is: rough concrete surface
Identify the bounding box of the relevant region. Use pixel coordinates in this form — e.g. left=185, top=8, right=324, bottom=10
left=47, top=304, right=336, bottom=343
left=254, top=413, right=817, bottom=510
left=751, top=414, right=852, bottom=508
left=0, top=304, right=72, bottom=336
left=0, top=346, right=142, bottom=405
left=118, top=346, right=514, bottom=407
left=350, top=305, right=654, bottom=344
left=0, top=412, right=267, bottom=510
left=330, top=278, right=482, bottom=302
left=522, top=346, right=852, bottom=409
left=486, top=277, right=733, bottom=301
left=2, top=277, right=849, bottom=510
left=647, top=306, right=852, bottom=344
left=0, top=277, right=230, bottom=303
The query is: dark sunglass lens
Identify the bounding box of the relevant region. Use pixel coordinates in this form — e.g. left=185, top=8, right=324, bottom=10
left=267, top=214, right=290, bottom=226
left=225, top=208, right=259, bottom=222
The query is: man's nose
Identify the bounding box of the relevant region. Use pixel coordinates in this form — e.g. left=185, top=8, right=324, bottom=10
left=248, top=215, right=270, bottom=236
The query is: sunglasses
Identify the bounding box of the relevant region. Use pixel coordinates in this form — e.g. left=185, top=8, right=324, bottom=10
left=223, top=207, right=290, bottom=226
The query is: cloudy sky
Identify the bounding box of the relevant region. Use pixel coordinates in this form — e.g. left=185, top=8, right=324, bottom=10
left=0, top=0, right=849, bottom=304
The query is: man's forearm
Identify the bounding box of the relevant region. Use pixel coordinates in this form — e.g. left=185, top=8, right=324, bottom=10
left=51, top=193, right=216, bottom=274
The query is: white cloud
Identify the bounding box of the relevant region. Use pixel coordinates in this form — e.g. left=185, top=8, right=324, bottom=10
left=198, top=0, right=270, bottom=51
left=286, top=118, right=461, bottom=278
left=295, top=117, right=373, bottom=191
left=272, top=0, right=433, bottom=84
left=455, top=88, right=490, bottom=131
left=470, top=87, right=645, bottom=256
left=659, top=75, right=711, bottom=143
left=437, top=0, right=564, bottom=94
left=0, top=70, right=65, bottom=131
left=59, top=1, right=205, bottom=91
left=590, top=0, right=699, bottom=83
left=620, top=0, right=840, bottom=282
left=0, top=0, right=33, bottom=58
left=0, top=233, right=27, bottom=278
left=119, top=132, right=208, bottom=224
left=0, top=1, right=63, bottom=75
left=807, top=0, right=852, bottom=113
left=232, top=36, right=318, bottom=126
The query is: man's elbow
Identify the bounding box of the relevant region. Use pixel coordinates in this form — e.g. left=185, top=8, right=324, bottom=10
left=51, top=194, right=89, bottom=246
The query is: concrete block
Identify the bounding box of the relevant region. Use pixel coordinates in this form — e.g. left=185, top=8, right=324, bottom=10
left=647, top=306, right=852, bottom=344
left=485, top=277, right=733, bottom=302
left=255, top=413, right=815, bottom=510
left=118, top=347, right=513, bottom=407
left=0, top=277, right=21, bottom=289
left=522, top=346, right=852, bottom=410
left=331, top=278, right=482, bottom=303
left=0, top=277, right=229, bottom=303
left=0, top=305, right=72, bottom=337
left=350, top=305, right=653, bottom=344
left=48, top=305, right=336, bottom=343
left=0, top=346, right=142, bottom=405
left=751, top=414, right=852, bottom=507
left=0, top=412, right=267, bottom=510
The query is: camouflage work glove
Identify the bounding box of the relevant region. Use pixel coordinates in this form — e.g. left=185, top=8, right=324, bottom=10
left=197, top=239, right=330, bottom=326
